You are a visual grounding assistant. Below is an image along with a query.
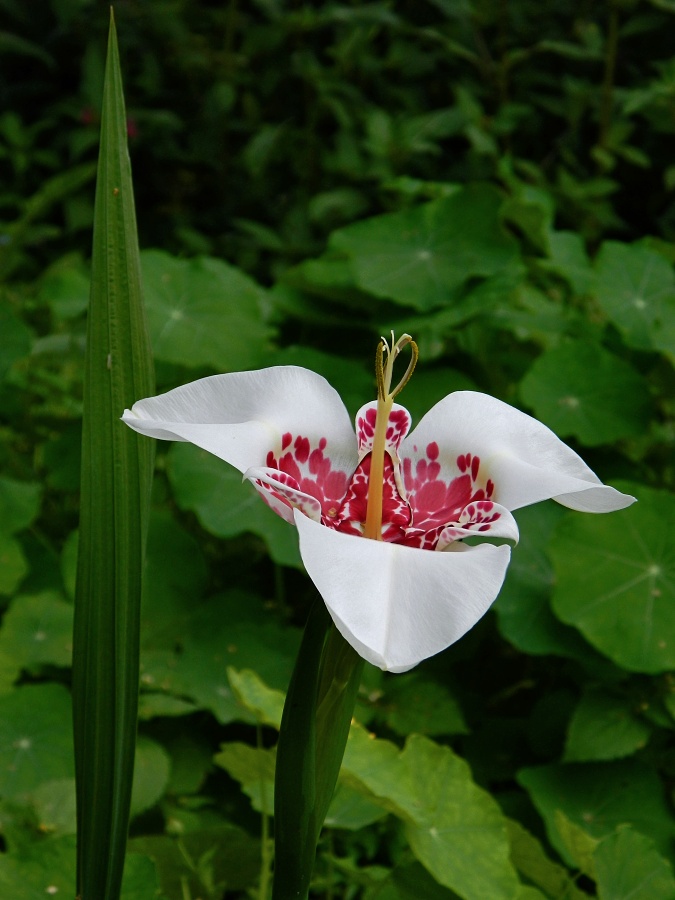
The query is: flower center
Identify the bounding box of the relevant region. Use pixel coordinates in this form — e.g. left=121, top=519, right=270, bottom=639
left=363, top=333, right=418, bottom=541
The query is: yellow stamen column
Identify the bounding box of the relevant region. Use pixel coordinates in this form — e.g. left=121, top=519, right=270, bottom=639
left=363, top=333, right=418, bottom=541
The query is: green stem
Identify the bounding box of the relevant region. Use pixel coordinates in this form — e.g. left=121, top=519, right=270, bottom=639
left=272, top=599, right=363, bottom=900
left=258, top=723, right=273, bottom=900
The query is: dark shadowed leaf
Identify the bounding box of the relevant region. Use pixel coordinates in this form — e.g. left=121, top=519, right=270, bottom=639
left=550, top=483, right=675, bottom=673
left=141, top=249, right=274, bottom=371
left=520, top=342, right=653, bottom=445
left=330, top=185, right=519, bottom=311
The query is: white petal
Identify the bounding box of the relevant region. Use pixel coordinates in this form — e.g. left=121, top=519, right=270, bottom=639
left=244, top=466, right=322, bottom=525
left=294, top=511, right=511, bottom=673
left=436, top=502, right=520, bottom=549
left=122, top=366, right=358, bottom=475
left=404, top=391, right=635, bottom=513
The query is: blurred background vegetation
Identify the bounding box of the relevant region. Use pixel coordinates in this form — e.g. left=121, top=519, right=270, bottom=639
left=1, top=1, right=674, bottom=898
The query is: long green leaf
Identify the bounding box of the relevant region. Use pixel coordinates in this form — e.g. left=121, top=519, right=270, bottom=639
left=72, top=11, right=155, bottom=900
left=273, top=599, right=363, bottom=899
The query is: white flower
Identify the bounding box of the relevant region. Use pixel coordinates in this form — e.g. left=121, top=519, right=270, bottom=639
left=122, top=336, right=634, bottom=673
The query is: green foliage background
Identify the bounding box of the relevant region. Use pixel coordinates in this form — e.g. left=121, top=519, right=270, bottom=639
left=1, top=0, right=674, bottom=897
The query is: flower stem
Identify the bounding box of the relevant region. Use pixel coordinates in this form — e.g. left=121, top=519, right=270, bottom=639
left=272, top=599, right=363, bottom=899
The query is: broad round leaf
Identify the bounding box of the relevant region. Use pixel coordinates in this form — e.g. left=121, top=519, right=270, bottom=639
left=0, top=835, right=162, bottom=900
left=30, top=778, right=77, bottom=836
left=130, top=736, right=171, bottom=818
left=0, top=534, right=28, bottom=596
left=343, top=731, right=521, bottom=899
left=520, top=342, right=653, bottom=445
left=563, top=688, right=651, bottom=762
left=495, top=502, right=581, bottom=657
left=140, top=590, right=299, bottom=724
left=0, top=683, right=74, bottom=798
left=593, top=241, right=675, bottom=358
left=550, top=483, right=675, bottom=673
left=0, top=591, right=73, bottom=670
left=141, top=249, right=274, bottom=370
left=329, top=185, right=519, bottom=311
left=0, top=476, right=41, bottom=535
left=594, top=826, right=675, bottom=900
left=518, top=760, right=675, bottom=865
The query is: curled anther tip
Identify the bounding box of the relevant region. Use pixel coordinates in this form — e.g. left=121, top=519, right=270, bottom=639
left=375, top=340, right=386, bottom=400
left=391, top=339, right=418, bottom=399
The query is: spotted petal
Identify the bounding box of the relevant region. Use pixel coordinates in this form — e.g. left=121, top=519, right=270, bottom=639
left=122, top=366, right=358, bottom=483
left=294, top=510, right=511, bottom=672
left=403, top=391, right=635, bottom=513
left=245, top=466, right=323, bottom=525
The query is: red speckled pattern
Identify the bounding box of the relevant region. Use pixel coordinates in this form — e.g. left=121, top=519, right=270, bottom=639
left=251, top=408, right=504, bottom=548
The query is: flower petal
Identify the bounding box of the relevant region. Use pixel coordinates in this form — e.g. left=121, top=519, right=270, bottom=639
left=436, top=501, right=519, bottom=549
left=403, top=391, right=635, bottom=513
left=294, top=510, right=511, bottom=672
left=122, top=366, right=358, bottom=476
left=244, top=466, right=322, bottom=525
left=355, top=402, right=411, bottom=459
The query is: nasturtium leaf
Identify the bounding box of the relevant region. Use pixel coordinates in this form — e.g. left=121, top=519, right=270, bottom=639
left=0, top=533, right=28, bottom=595
left=141, top=249, right=274, bottom=371
left=325, top=781, right=388, bottom=831
left=563, top=688, right=651, bottom=762
left=329, top=185, right=519, bottom=311
left=554, top=812, right=598, bottom=877
left=519, top=342, right=652, bottom=445
left=376, top=673, right=468, bottom=736
left=550, top=482, right=675, bottom=673
left=385, top=861, right=464, bottom=900
left=214, top=741, right=275, bottom=815
left=0, top=835, right=77, bottom=899
left=137, top=693, right=198, bottom=720
left=0, top=300, right=33, bottom=380
left=593, top=241, right=675, bottom=357
left=141, top=510, right=208, bottom=634
left=491, top=283, right=575, bottom=346
left=130, top=736, right=171, bottom=819
left=517, top=759, right=675, bottom=864
left=502, top=189, right=553, bottom=253
left=42, top=421, right=81, bottom=492
left=541, top=230, right=593, bottom=296
left=506, top=819, right=588, bottom=900
left=38, top=253, right=90, bottom=320
left=0, top=683, right=74, bottom=799
left=60, top=530, right=79, bottom=600
left=282, top=254, right=373, bottom=307
left=167, top=442, right=302, bottom=568
left=163, top=732, right=213, bottom=796
left=118, top=852, right=167, bottom=900
left=593, top=825, right=675, bottom=900
left=30, top=778, right=77, bottom=836
left=0, top=650, right=19, bottom=696
left=0, top=835, right=164, bottom=900
left=0, top=476, right=41, bottom=535
left=495, top=503, right=610, bottom=667
left=0, top=591, right=73, bottom=671
left=214, top=741, right=386, bottom=831
left=140, top=591, right=299, bottom=724
left=227, top=667, right=285, bottom=728
left=388, top=269, right=525, bottom=355
left=343, top=730, right=520, bottom=899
